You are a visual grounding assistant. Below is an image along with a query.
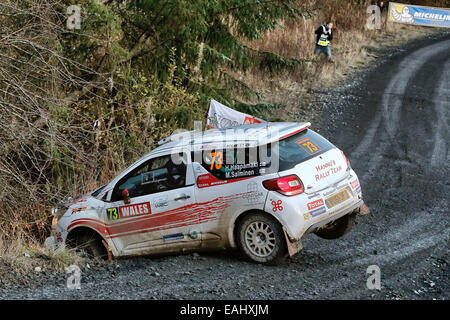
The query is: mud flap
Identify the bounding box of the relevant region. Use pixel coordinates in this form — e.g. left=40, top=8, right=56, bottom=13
left=102, top=240, right=113, bottom=261
left=283, top=227, right=303, bottom=257
left=357, top=202, right=370, bottom=216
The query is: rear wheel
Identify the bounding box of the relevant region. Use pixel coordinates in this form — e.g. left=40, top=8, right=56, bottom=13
left=237, top=213, right=287, bottom=265
left=315, top=213, right=356, bottom=240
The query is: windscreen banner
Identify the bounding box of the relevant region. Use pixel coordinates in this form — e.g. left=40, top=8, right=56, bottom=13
left=206, top=99, right=265, bottom=129
left=388, top=2, right=450, bottom=28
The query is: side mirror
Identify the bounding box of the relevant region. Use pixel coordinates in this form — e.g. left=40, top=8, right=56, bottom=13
left=122, top=189, right=130, bottom=205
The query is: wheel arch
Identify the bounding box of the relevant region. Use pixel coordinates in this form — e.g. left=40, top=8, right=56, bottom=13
left=66, top=225, right=115, bottom=256
left=229, top=209, right=286, bottom=248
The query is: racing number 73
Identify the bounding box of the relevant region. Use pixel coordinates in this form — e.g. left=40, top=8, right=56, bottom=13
left=303, top=141, right=318, bottom=153
left=209, top=151, right=223, bottom=170
left=107, top=207, right=119, bottom=220
left=296, top=138, right=320, bottom=155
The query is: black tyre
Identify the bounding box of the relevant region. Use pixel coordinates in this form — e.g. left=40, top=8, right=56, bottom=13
left=77, top=232, right=107, bottom=259
left=315, top=213, right=356, bottom=240
left=237, top=213, right=287, bottom=265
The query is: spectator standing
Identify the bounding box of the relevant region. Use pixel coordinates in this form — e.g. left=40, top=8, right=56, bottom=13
left=378, top=1, right=388, bottom=28
left=378, top=1, right=386, bottom=13
left=314, top=22, right=334, bottom=62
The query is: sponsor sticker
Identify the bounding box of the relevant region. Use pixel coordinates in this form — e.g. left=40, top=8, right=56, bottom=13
left=154, top=196, right=169, bottom=209
left=272, top=200, right=283, bottom=212
left=389, top=2, right=450, bottom=28
left=243, top=116, right=262, bottom=125
left=242, top=182, right=264, bottom=205
left=107, top=202, right=151, bottom=220
left=307, top=199, right=325, bottom=211
left=71, top=206, right=87, bottom=215
left=120, top=202, right=151, bottom=218
left=305, top=198, right=327, bottom=218
left=197, top=173, right=229, bottom=188
left=351, top=179, right=360, bottom=189
left=309, top=206, right=327, bottom=217
left=196, top=173, right=250, bottom=188
left=163, top=233, right=184, bottom=242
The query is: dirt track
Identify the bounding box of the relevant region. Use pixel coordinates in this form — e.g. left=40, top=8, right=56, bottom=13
left=1, top=32, right=449, bottom=300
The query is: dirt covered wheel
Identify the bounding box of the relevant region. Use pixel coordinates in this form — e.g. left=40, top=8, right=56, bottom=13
left=315, top=213, right=356, bottom=240
left=76, top=232, right=107, bottom=259
left=237, top=213, right=287, bottom=265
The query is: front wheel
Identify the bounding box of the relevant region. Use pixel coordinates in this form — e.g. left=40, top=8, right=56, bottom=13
left=315, top=213, right=356, bottom=240
left=76, top=232, right=108, bottom=259
left=236, top=213, right=287, bottom=265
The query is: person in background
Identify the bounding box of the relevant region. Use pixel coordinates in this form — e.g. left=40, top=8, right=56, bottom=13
left=378, top=1, right=388, bottom=28
left=378, top=1, right=386, bottom=14
left=314, top=22, right=334, bottom=62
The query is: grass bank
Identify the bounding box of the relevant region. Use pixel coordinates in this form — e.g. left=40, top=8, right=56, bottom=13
left=242, top=0, right=443, bottom=121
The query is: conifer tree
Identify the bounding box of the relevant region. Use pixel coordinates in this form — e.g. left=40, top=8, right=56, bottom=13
left=113, top=0, right=314, bottom=106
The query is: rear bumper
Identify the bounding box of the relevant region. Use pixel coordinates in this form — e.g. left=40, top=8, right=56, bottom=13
left=357, top=202, right=370, bottom=216
left=283, top=199, right=369, bottom=257
left=305, top=199, right=367, bottom=235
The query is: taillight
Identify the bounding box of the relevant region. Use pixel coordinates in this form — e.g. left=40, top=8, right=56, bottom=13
left=341, top=150, right=351, bottom=170
left=262, top=175, right=304, bottom=196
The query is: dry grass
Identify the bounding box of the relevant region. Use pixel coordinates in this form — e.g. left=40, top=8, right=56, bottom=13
left=242, top=0, right=443, bottom=120
left=0, top=236, right=83, bottom=278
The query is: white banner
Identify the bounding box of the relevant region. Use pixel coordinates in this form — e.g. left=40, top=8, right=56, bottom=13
left=206, top=99, right=265, bottom=129
left=389, top=2, right=450, bottom=28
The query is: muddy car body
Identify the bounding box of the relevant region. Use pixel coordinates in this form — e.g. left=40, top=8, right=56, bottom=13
left=46, top=122, right=369, bottom=264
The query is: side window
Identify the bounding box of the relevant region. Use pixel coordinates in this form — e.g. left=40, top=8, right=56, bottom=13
left=111, top=153, right=187, bottom=201
left=194, top=147, right=269, bottom=180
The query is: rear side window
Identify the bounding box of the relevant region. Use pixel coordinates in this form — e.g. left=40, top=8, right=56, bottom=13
left=193, top=147, right=269, bottom=180
left=276, top=129, right=335, bottom=171
left=192, top=129, right=334, bottom=179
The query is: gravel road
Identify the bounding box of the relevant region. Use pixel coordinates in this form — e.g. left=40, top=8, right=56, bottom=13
left=1, top=32, right=449, bottom=300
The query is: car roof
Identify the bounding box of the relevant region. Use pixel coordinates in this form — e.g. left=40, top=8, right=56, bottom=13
left=150, top=122, right=311, bottom=155
left=102, top=122, right=312, bottom=190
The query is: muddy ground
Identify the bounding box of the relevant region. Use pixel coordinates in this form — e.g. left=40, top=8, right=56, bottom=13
left=0, top=31, right=449, bottom=300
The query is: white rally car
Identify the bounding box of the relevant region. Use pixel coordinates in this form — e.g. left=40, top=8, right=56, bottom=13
left=46, top=122, right=369, bottom=264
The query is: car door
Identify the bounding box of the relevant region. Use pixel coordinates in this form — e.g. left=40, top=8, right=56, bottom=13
left=192, top=146, right=269, bottom=246
left=105, top=151, right=200, bottom=256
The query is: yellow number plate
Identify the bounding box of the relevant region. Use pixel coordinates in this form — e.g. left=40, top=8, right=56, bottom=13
left=325, top=189, right=350, bottom=209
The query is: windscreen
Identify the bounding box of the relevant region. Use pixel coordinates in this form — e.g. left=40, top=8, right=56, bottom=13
left=91, top=185, right=106, bottom=197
